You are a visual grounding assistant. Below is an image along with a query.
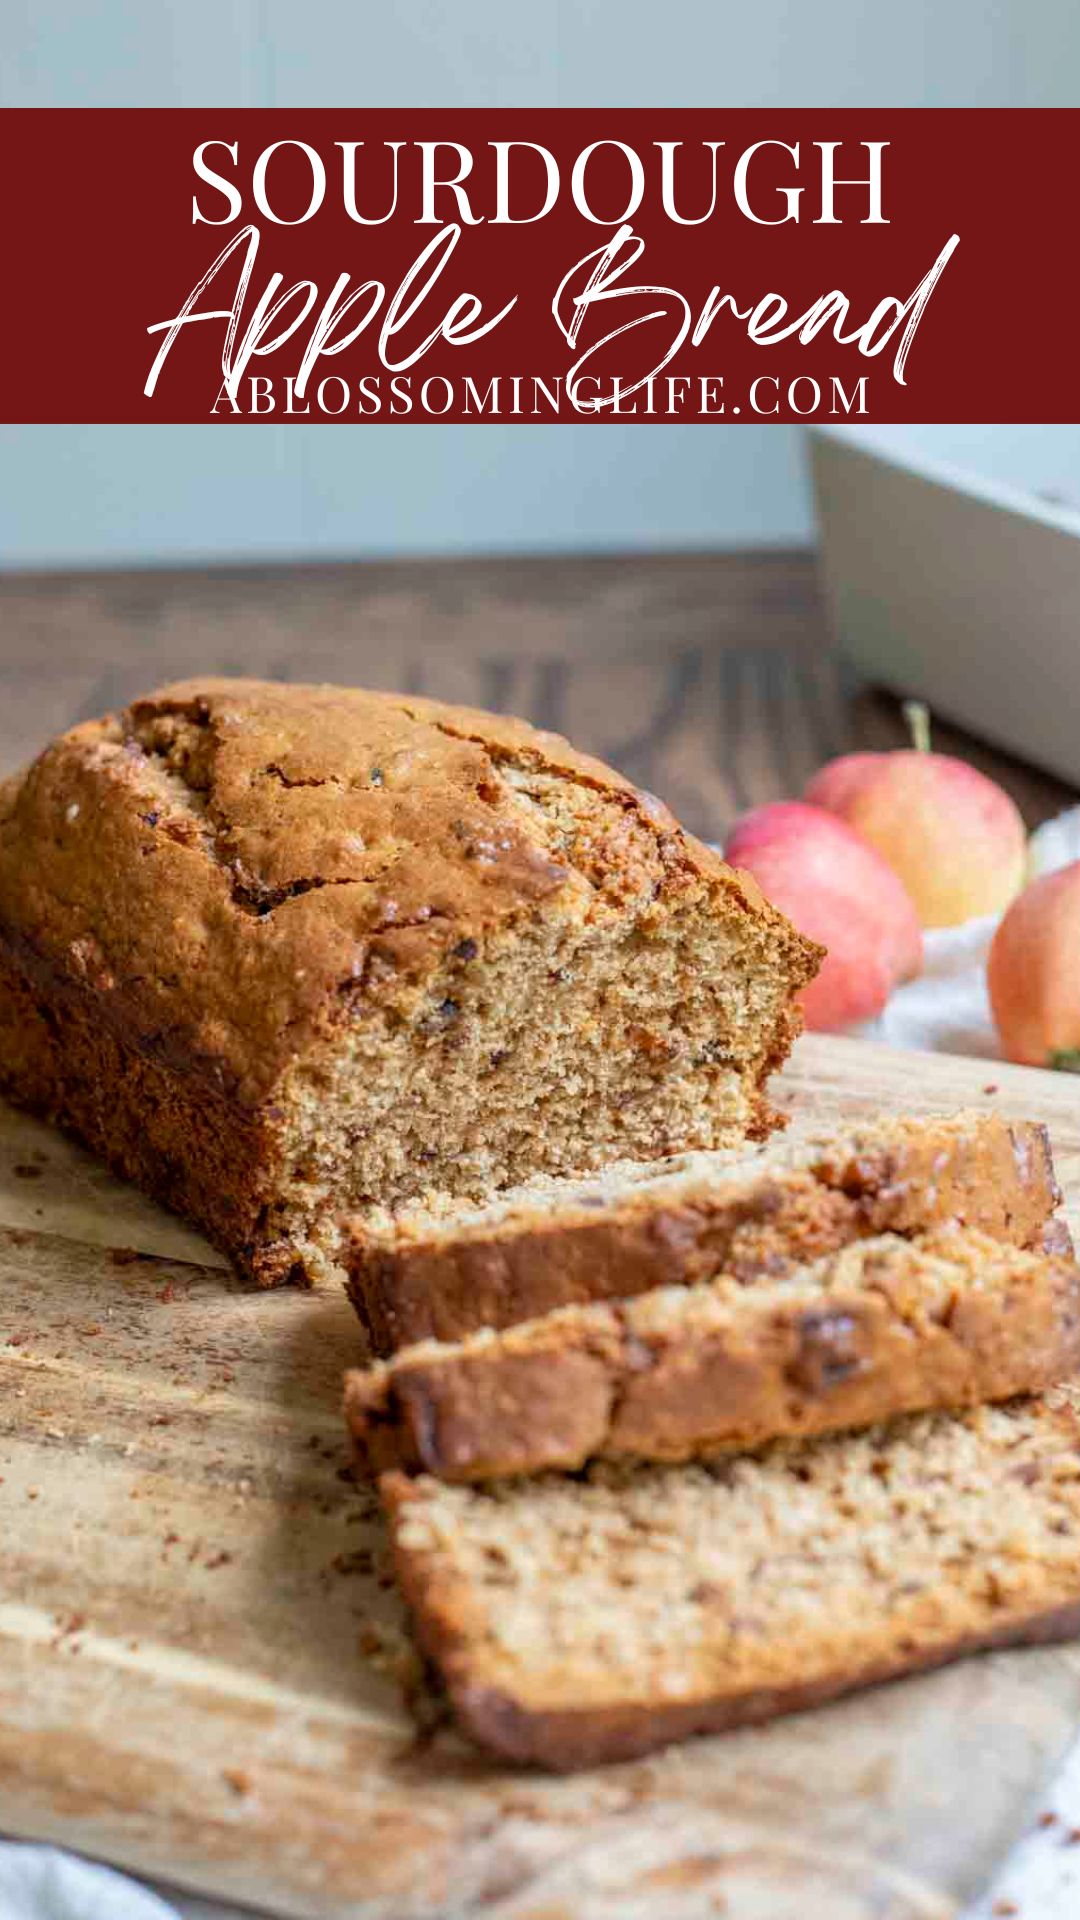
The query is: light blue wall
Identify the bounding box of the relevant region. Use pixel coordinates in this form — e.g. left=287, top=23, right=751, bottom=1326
left=0, top=426, right=816, bottom=569
left=7, top=0, right=1069, bottom=112
left=2, top=1, right=1074, bottom=570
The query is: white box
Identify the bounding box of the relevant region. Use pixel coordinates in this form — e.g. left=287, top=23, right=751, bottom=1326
left=809, top=425, right=1080, bottom=785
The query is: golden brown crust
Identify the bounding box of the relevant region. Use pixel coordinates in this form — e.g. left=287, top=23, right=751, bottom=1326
left=444, top=1598, right=1080, bottom=1771
left=0, top=680, right=819, bottom=1282
left=0, top=938, right=283, bottom=1276
left=348, top=1335, right=623, bottom=1479
left=0, top=678, right=809, bottom=1107
left=346, top=1229, right=1080, bottom=1479
left=346, top=1114, right=1063, bottom=1353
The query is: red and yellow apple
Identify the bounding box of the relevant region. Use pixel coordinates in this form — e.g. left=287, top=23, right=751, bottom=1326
left=805, top=726, right=1026, bottom=930
left=988, top=862, right=1080, bottom=1068
left=726, top=800, right=923, bottom=1032
left=803, top=710, right=1022, bottom=933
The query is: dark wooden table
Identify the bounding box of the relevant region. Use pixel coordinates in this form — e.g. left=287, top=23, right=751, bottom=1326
left=0, top=548, right=1073, bottom=840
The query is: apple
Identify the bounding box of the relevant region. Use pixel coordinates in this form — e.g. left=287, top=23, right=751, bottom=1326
left=726, top=800, right=923, bottom=1032
left=988, top=862, right=1080, bottom=1068
left=805, top=707, right=1027, bottom=929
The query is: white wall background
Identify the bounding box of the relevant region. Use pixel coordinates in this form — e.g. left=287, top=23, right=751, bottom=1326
left=2, top=0, right=1075, bottom=570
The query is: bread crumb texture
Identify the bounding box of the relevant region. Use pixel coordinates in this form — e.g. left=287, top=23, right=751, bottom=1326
left=0, top=680, right=818, bottom=1282
left=383, top=1387, right=1080, bottom=1768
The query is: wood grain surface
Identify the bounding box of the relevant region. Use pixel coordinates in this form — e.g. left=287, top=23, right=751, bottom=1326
left=0, top=550, right=1074, bottom=837
left=3, top=1035, right=1080, bottom=1920
left=2, top=548, right=1079, bottom=1914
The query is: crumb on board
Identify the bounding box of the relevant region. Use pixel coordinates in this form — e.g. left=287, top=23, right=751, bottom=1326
left=357, top=1617, right=427, bottom=1698
left=51, top=1612, right=87, bottom=1649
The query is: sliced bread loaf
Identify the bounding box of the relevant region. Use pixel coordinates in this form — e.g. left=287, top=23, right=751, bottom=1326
left=346, top=1111, right=1064, bottom=1352
left=382, top=1387, right=1080, bottom=1770
left=0, top=680, right=819, bottom=1286
left=347, top=1226, right=1080, bottom=1480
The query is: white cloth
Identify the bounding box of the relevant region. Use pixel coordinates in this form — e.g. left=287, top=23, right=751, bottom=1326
left=857, top=909, right=1001, bottom=1056
left=0, top=1846, right=243, bottom=1919
left=4, top=810, right=1080, bottom=1920
left=0, top=1847, right=179, bottom=1919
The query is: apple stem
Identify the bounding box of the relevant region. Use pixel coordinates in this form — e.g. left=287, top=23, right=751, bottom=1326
left=903, top=700, right=932, bottom=753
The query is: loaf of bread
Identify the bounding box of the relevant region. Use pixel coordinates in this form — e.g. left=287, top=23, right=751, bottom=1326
left=0, top=680, right=819, bottom=1285
left=346, top=1226, right=1080, bottom=1479
left=346, top=1110, right=1064, bottom=1351
left=383, top=1387, right=1080, bottom=1770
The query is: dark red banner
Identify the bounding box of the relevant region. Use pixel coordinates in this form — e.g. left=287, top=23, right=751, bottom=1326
left=2, top=108, right=1072, bottom=423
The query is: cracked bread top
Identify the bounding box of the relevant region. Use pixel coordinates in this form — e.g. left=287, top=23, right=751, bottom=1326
left=0, top=678, right=819, bottom=1109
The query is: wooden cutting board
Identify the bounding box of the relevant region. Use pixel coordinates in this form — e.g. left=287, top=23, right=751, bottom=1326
left=3, top=1032, right=1080, bottom=1920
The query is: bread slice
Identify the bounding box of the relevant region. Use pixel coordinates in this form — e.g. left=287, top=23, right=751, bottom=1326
left=347, top=1227, right=1080, bottom=1480
left=382, top=1387, right=1080, bottom=1770
left=0, top=680, right=818, bottom=1286
left=346, top=1111, right=1064, bottom=1351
